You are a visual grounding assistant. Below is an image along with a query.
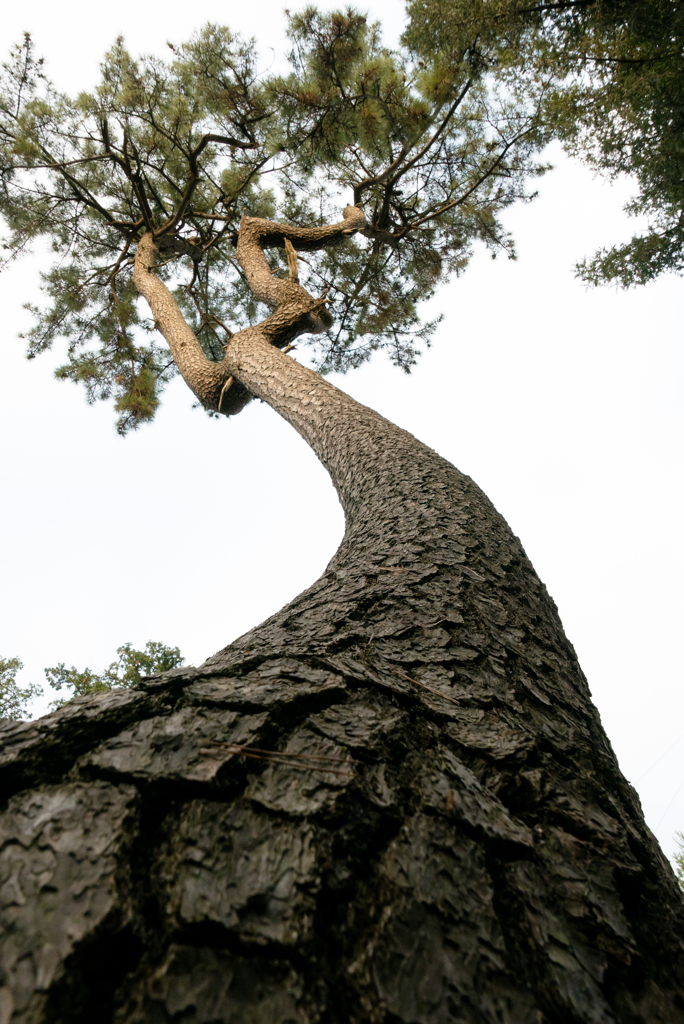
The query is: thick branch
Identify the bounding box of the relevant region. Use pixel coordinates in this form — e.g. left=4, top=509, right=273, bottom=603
left=236, top=206, right=366, bottom=301
left=132, top=233, right=239, bottom=412
left=133, top=207, right=366, bottom=415
left=236, top=205, right=366, bottom=340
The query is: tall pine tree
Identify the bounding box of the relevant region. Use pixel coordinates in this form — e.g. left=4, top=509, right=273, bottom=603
left=0, top=12, right=682, bottom=1023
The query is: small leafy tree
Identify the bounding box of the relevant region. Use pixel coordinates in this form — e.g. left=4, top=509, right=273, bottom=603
left=0, top=656, right=41, bottom=720
left=46, top=640, right=185, bottom=707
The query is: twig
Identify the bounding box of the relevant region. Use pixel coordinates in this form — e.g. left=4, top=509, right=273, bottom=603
left=284, top=237, right=299, bottom=282
left=217, top=376, right=234, bottom=412
left=200, top=742, right=357, bottom=778
left=395, top=669, right=460, bottom=706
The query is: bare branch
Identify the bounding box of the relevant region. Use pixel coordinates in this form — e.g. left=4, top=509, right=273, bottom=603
left=5, top=153, right=113, bottom=171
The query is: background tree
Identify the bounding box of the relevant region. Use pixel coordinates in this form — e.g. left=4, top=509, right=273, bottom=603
left=676, top=831, right=684, bottom=890
left=0, top=10, right=683, bottom=1024
left=46, top=640, right=185, bottom=707
left=404, top=0, right=684, bottom=286
left=0, top=657, right=41, bottom=720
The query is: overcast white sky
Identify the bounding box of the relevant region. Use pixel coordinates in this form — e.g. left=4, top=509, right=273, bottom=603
left=1, top=0, right=682, bottom=866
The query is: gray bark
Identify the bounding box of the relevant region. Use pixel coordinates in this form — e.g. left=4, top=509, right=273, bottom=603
left=1, top=214, right=683, bottom=1024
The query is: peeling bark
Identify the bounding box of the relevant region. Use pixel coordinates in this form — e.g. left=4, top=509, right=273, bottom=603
left=2, top=213, right=684, bottom=1023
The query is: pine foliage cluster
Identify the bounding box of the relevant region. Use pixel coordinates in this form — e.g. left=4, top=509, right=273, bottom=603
left=403, top=0, right=684, bottom=287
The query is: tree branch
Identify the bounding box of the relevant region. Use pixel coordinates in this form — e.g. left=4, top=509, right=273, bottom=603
left=236, top=206, right=366, bottom=338
left=6, top=153, right=113, bottom=171
left=517, top=1, right=595, bottom=12
left=157, top=133, right=258, bottom=238
left=352, top=80, right=473, bottom=210
left=353, top=144, right=411, bottom=205
left=132, top=208, right=366, bottom=419
left=409, top=130, right=530, bottom=230
left=386, top=80, right=473, bottom=191
left=133, top=233, right=235, bottom=410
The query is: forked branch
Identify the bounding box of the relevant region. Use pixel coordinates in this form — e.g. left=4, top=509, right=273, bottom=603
left=236, top=204, right=366, bottom=336
left=132, top=205, right=366, bottom=416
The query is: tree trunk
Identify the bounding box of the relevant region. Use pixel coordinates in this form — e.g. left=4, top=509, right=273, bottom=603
left=2, top=257, right=684, bottom=1022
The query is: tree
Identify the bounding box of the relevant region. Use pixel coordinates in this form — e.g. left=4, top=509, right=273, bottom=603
left=46, top=641, right=185, bottom=708
left=0, top=12, right=683, bottom=1024
left=403, top=0, right=684, bottom=286
left=0, top=657, right=41, bottom=720
left=676, top=832, right=684, bottom=891
left=671, top=835, right=684, bottom=892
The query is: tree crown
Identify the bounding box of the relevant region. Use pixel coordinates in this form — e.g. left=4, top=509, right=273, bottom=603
left=0, top=9, right=546, bottom=431
left=46, top=640, right=185, bottom=708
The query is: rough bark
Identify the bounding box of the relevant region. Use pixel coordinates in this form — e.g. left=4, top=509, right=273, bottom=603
left=2, top=215, right=684, bottom=1024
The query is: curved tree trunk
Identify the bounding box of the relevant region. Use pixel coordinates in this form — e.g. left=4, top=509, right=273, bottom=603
left=2, top=234, right=684, bottom=1024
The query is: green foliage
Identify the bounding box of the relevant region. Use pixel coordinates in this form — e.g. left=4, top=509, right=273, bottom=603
left=46, top=640, right=185, bottom=708
left=675, top=832, right=684, bottom=891
left=273, top=8, right=548, bottom=371
left=0, top=12, right=548, bottom=426
left=403, top=0, right=684, bottom=287
left=0, top=656, right=41, bottom=720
